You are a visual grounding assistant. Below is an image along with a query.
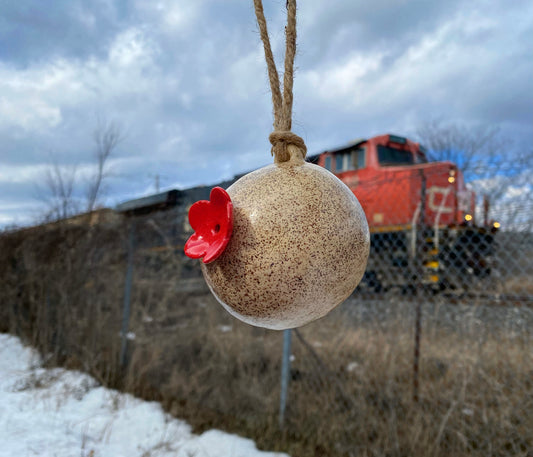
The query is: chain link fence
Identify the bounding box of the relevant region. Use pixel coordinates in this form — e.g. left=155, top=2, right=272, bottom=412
left=1, top=169, right=532, bottom=456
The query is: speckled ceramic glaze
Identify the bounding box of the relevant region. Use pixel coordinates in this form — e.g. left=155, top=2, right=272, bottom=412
left=201, top=156, right=370, bottom=330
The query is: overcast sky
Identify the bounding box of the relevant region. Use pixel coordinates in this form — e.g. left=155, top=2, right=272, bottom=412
left=1, top=0, right=532, bottom=227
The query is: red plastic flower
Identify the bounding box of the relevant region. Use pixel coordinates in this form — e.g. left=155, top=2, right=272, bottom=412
left=184, top=187, right=233, bottom=264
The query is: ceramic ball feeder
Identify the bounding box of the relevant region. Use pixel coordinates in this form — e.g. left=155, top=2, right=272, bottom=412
left=184, top=0, right=369, bottom=330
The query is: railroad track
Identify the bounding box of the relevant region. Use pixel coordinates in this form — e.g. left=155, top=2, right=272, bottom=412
left=441, top=292, right=533, bottom=307
left=355, top=288, right=533, bottom=307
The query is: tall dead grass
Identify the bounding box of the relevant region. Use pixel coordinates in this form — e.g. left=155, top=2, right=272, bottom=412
left=1, top=222, right=532, bottom=457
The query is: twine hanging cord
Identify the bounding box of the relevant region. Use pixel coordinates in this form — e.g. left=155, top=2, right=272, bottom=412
left=253, top=0, right=307, bottom=163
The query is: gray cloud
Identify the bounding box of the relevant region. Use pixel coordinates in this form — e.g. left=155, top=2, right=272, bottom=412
left=0, top=0, right=131, bottom=65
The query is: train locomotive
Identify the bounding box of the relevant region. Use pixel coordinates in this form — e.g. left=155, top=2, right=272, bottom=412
left=307, top=133, right=498, bottom=292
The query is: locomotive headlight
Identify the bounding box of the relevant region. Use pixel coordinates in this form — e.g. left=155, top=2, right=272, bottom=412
left=465, top=214, right=473, bottom=222
left=448, top=168, right=456, bottom=183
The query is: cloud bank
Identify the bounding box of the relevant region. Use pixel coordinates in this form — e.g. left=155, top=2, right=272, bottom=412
left=1, top=0, right=531, bottom=226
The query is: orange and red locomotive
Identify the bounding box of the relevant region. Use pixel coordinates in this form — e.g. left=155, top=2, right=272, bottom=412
left=309, top=133, right=497, bottom=291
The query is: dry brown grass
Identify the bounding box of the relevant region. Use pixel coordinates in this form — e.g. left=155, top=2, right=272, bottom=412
left=1, top=222, right=532, bottom=457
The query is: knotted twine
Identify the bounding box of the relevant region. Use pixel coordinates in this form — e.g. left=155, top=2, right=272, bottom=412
left=253, top=0, right=307, bottom=163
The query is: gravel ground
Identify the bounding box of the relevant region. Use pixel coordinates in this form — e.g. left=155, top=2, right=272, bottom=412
left=342, top=292, right=533, bottom=337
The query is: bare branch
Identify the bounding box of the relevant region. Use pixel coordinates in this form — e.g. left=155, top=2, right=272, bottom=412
left=416, top=119, right=533, bottom=229
left=36, top=117, right=124, bottom=223
left=416, top=119, right=504, bottom=179
left=39, top=159, right=78, bottom=222
left=86, top=118, right=124, bottom=213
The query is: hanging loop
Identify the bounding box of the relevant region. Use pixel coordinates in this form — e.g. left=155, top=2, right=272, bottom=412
left=254, top=0, right=306, bottom=164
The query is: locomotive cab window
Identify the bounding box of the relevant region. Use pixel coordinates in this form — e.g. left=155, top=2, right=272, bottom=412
left=324, top=156, right=332, bottom=171
left=335, top=154, right=344, bottom=172
left=377, top=145, right=414, bottom=166
left=351, top=147, right=366, bottom=169
left=333, top=147, right=366, bottom=172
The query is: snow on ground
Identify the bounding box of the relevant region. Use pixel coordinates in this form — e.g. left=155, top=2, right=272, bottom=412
left=0, top=334, right=289, bottom=457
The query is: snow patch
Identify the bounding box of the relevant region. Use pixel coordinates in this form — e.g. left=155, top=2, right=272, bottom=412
left=0, top=333, right=289, bottom=457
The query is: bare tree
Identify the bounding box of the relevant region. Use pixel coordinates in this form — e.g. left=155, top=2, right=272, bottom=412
left=40, top=160, right=79, bottom=222
left=38, top=118, right=123, bottom=222
left=416, top=119, right=506, bottom=180
left=86, top=118, right=123, bottom=213
left=416, top=119, right=533, bottom=228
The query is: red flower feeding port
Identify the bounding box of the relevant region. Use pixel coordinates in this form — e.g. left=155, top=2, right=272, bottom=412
left=184, top=187, right=233, bottom=264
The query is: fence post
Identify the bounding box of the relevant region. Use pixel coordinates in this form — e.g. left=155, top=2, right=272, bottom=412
left=279, top=328, right=292, bottom=429
left=413, top=299, right=423, bottom=402
left=120, top=221, right=135, bottom=368
left=413, top=170, right=426, bottom=402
